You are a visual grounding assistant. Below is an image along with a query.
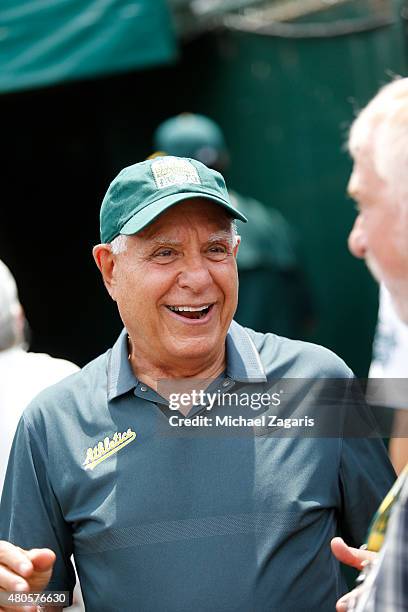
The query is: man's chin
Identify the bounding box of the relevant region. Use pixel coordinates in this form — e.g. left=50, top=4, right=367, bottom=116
left=365, top=260, right=408, bottom=323
left=365, top=258, right=382, bottom=284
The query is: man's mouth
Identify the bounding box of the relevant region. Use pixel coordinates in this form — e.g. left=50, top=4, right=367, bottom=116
left=165, top=304, right=214, bottom=320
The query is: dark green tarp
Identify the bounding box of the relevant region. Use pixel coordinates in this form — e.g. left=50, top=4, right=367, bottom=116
left=0, top=0, right=177, bottom=94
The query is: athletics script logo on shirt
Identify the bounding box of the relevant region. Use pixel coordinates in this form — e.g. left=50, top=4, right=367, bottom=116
left=83, top=428, right=137, bottom=471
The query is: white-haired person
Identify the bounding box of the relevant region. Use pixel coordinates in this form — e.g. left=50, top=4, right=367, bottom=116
left=332, top=77, right=408, bottom=611
left=0, top=259, right=79, bottom=493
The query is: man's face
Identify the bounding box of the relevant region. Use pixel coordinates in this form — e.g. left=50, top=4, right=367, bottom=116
left=347, top=143, right=408, bottom=322
left=101, top=198, right=239, bottom=369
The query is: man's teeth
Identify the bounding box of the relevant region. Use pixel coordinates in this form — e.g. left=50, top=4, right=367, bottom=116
left=168, top=305, right=211, bottom=312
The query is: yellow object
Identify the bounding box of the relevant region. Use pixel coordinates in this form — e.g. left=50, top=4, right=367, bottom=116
left=366, top=462, right=408, bottom=551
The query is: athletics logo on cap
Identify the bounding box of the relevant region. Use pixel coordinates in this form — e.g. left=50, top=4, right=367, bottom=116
left=151, top=157, right=201, bottom=189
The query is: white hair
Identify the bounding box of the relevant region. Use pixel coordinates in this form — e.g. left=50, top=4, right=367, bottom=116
left=109, top=218, right=239, bottom=254
left=0, top=260, right=23, bottom=351
left=110, top=234, right=129, bottom=255
left=349, top=77, right=408, bottom=202
left=231, top=219, right=239, bottom=245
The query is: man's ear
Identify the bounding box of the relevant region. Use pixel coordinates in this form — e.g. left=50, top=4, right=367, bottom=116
left=92, top=244, right=117, bottom=300
left=233, top=235, right=241, bottom=258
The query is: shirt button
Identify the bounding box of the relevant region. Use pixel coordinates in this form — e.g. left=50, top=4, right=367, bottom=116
left=222, top=380, right=231, bottom=387
left=140, top=385, right=148, bottom=392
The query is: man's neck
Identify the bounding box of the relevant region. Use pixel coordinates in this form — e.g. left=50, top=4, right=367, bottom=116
left=128, top=345, right=226, bottom=386
left=127, top=338, right=226, bottom=414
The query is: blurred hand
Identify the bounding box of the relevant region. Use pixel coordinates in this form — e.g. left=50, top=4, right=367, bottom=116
left=331, top=537, right=378, bottom=611
left=331, top=537, right=377, bottom=570
left=0, top=541, right=56, bottom=612
left=335, top=584, right=365, bottom=611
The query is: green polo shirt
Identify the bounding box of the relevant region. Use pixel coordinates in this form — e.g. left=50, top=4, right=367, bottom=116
left=0, top=322, right=395, bottom=611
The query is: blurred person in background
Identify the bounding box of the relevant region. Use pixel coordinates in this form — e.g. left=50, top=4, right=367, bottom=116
left=369, top=284, right=408, bottom=475
left=0, top=259, right=79, bottom=493
left=0, top=259, right=83, bottom=611
left=331, top=77, right=408, bottom=611
left=153, top=113, right=315, bottom=339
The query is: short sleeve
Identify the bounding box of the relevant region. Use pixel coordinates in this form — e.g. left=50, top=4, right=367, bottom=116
left=0, top=414, right=75, bottom=600
left=339, top=434, right=396, bottom=547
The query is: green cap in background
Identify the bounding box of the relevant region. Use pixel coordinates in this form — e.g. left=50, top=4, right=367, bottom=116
left=100, top=156, right=247, bottom=243
left=153, top=114, right=227, bottom=167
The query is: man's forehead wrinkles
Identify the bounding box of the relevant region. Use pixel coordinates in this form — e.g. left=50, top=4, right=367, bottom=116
left=141, top=228, right=233, bottom=246
left=148, top=235, right=182, bottom=246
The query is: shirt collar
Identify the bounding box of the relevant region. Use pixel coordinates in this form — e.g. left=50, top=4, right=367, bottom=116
left=107, top=321, right=267, bottom=401
left=107, top=329, right=138, bottom=401
left=226, top=320, right=267, bottom=382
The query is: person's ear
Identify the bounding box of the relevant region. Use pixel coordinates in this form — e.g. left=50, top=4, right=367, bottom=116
left=233, top=235, right=241, bottom=258
left=92, top=244, right=117, bottom=300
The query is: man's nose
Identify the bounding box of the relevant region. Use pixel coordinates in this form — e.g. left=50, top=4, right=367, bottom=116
left=348, top=215, right=366, bottom=259
left=177, top=256, right=213, bottom=292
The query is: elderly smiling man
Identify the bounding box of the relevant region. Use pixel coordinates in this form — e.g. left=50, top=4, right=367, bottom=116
left=0, top=156, right=394, bottom=611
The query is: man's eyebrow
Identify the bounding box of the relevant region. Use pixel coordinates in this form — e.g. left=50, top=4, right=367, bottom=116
left=347, top=177, right=358, bottom=200
left=207, top=231, right=234, bottom=244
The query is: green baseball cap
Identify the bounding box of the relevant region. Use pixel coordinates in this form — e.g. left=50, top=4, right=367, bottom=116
left=100, top=156, right=247, bottom=243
